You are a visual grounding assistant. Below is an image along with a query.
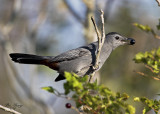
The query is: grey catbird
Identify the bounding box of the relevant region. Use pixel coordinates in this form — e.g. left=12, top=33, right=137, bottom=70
left=9, top=32, right=135, bottom=81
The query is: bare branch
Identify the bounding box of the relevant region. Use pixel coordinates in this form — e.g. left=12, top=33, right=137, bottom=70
left=93, top=10, right=105, bottom=68
left=91, top=16, right=101, bottom=42
left=63, top=0, right=84, bottom=25
left=104, top=0, right=114, bottom=22
left=156, top=0, right=160, bottom=6
left=100, top=10, right=105, bottom=48
left=0, top=105, right=21, bottom=114
left=89, top=9, right=105, bottom=82
left=83, top=0, right=95, bottom=43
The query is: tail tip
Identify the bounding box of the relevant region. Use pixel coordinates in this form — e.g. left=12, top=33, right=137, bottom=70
left=9, top=53, right=18, bottom=58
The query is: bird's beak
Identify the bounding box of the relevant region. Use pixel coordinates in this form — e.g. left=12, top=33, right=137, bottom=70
left=121, top=38, right=135, bottom=45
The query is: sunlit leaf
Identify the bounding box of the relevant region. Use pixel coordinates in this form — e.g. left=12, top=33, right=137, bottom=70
left=41, top=86, right=54, bottom=93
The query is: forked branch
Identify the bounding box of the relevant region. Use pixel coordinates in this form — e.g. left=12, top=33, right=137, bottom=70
left=89, top=9, right=105, bottom=82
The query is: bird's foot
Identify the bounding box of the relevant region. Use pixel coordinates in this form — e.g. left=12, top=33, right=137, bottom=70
left=92, top=64, right=99, bottom=71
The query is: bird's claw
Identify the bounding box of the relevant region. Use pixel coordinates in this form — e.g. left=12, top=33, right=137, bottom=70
left=92, top=65, right=99, bottom=71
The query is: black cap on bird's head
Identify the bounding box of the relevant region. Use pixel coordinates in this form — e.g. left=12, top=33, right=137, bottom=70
left=105, top=32, right=135, bottom=49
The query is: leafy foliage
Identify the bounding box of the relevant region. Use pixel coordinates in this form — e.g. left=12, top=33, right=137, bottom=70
left=133, top=47, right=160, bottom=76
left=42, top=8, right=160, bottom=114
left=134, top=97, right=160, bottom=114
left=42, top=72, right=135, bottom=114
left=133, top=15, right=160, bottom=114
left=133, top=19, right=160, bottom=80
left=133, top=23, right=153, bottom=32
left=133, top=21, right=160, bottom=39
left=42, top=72, right=160, bottom=114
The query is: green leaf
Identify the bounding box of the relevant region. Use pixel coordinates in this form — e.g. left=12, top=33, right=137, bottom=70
left=64, top=72, right=73, bottom=81
left=121, top=93, right=129, bottom=101
left=41, top=86, right=54, bottom=93
left=79, top=75, right=88, bottom=82
left=133, top=23, right=152, bottom=32
left=134, top=97, right=140, bottom=102
left=126, top=105, right=135, bottom=114
left=133, top=52, right=144, bottom=63
left=64, top=82, right=70, bottom=95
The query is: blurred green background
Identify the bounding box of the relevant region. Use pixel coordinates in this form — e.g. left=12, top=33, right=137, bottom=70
left=0, top=0, right=160, bottom=114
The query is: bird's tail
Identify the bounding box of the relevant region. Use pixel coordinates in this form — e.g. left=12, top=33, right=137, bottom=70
left=9, top=53, right=50, bottom=65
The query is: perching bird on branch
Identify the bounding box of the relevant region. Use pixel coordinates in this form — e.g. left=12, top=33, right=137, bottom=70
left=9, top=32, right=135, bottom=81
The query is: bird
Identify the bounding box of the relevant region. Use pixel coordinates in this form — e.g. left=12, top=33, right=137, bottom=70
left=9, top=32, right=135, bottom=81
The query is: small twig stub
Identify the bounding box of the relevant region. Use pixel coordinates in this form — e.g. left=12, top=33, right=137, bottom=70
left=156, top=0, right=160, bottom=6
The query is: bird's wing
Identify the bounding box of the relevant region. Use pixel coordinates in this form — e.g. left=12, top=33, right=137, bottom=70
left=51, top=48, right=90, bottom=62
left=51, top=42, right=97, bottom=62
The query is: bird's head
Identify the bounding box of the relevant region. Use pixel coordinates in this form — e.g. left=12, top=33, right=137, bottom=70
left=105, top=32, right=135, bottom=49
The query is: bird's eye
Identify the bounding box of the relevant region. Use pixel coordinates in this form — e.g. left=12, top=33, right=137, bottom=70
left=115, top=36, right=119, bottom=40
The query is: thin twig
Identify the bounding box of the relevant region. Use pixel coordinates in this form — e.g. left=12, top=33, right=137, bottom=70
left=145, top=65, right=154, bottom=73
left=91, top=17, right=101, bottom=40
left=83, top=0, right=96, bottom=43
left=156, top=0, right=160, bottom=6
left=0, top=105, right=21, bottom=114
left=134, top=71, right=147, bottom=77
left=100, top=10, right=105, bottom=43
left=53, top=88, right=72, bottom=100
left=93, top=10, right=105, bottom=70
left=91, top=17, right=101, bottom=69
left=89, top=9, right=105, bottom=82
left=103, top=0, right=114, bottom=22
left=134, top=70, right=160, bottom=81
